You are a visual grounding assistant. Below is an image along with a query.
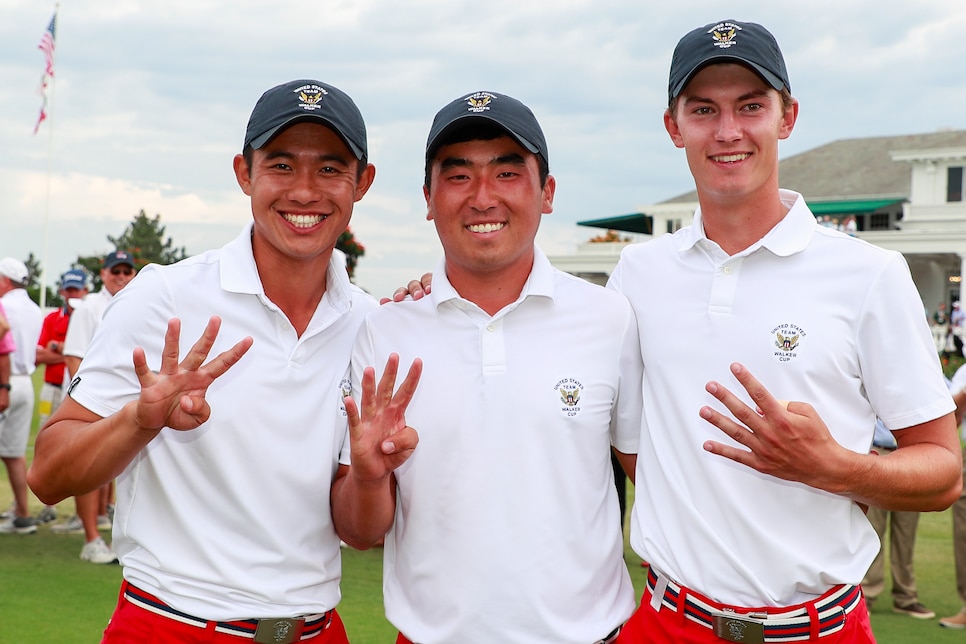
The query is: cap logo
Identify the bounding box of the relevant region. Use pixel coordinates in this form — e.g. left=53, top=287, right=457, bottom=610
left=708, top=22, right=742, bottom=49
left=294, top=84, right=329, bottom=112
left=464, top=91, right=496, bottom=114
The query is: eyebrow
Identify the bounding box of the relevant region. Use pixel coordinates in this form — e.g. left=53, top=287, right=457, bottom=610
left=438, top=152, right=527, bottom=172
left=683, top=88, right=773, bottom=107
left=261, top=150, right=351, bottom=166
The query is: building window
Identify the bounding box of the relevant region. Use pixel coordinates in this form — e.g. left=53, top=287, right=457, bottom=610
left=948, top=166, right=964, bottom=202
left=666, top=219, right=682, bottom=234
left=869, top=213, right=891, bottom=230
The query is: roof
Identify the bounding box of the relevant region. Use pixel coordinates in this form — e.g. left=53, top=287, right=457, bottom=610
left=577, top=212, right=652, bottom=234
left=661, top=129, right=966, bottom=204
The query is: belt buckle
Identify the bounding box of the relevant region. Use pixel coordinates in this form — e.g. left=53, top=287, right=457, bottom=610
left=253, top=617, right=304, bottom=644
left=712, top=613, right=765, bottom=643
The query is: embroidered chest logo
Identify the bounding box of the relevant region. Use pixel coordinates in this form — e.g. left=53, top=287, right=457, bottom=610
left=772, top=323, right=806, bottom=363
left=555, top=378, right=583, bottom=417
left=339, top=377, right=352, bottom=416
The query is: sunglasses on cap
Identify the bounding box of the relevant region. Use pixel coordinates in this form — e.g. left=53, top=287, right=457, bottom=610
left=110, top=266, right=135, bottom=276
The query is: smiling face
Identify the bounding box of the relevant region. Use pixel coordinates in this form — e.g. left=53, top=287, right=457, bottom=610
left=233, top=121, right=375, bottom=273
left=665, top=62, right=797, bottom=212
left=100, top=264, right=135, bottom=295
left=424, top=135, right=554, bottom=293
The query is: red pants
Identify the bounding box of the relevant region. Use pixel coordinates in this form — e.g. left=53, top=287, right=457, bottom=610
left=617, top=588, right=876, bottom=643
left=101, top=582, right=349, bottom=644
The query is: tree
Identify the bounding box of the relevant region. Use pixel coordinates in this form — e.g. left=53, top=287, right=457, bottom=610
left=75, top=210, right=188, bottom=292
left=21, top=252, right=60, bottom=307
left=337, top=226, right=365, bottom=280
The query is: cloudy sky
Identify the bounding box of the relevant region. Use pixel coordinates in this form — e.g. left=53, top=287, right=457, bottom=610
left=2, top=0, right=965, bottom=299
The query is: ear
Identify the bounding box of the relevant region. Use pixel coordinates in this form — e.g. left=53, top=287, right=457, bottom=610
left=778, top=98, right=799, bottom=141
left=541, top=175, right=556, bottom=215
left=664, top=110, right=685, bottom=149
left=423, top=184, right=434, bottom=221
left=233, top=154, right=252, bottom=196
left=354, top=163, right=376, bottom=202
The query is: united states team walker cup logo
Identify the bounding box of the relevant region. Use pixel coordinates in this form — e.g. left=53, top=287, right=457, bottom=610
left=709, top=22, right=741, bottom=49
left=772, top=323, right=805, bottom=363
left=294, top=83, right=328, bottom=111
left=555, top=377, right=583, bottom=417
left=465, top=91, right=495, bottom=113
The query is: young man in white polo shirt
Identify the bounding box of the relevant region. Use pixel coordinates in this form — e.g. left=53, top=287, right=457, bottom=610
left=332, top=92, right=641, bottom=643
left=610, top=20, right=961, bottom=643
left=28, top=79, right=377, bottom=644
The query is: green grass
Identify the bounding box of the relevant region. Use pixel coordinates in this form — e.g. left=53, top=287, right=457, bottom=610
left=3, top=371, right=965, bottom=643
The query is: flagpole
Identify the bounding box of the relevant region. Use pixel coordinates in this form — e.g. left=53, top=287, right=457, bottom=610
left=38, top=3, right=58, bottom=310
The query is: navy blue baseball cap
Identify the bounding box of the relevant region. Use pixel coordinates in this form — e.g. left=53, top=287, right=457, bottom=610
left=426, top=91, right=548, bottom=166
left=60, top=269, right=87, bottom=289
left=103, top=250, right=134, bottom=269
left=668, top=20, right=790, bottom=103
left=244, top=80, right=367, bottom=160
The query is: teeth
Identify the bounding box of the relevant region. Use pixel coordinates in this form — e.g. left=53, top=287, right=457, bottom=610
left=712, top=153, right=750, bottom=163
left=468, top=222, right=505, bottom=233
left=284, top=213, right=327, bottom=228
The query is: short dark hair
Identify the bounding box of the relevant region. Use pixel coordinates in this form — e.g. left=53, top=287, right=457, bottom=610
left=423, top=122, right=550, bottom=191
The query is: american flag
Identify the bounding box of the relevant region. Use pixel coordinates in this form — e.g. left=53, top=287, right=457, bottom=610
left=34, top=11, right=57, bottom=134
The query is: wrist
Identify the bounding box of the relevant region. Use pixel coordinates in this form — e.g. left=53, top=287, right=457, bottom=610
left=0, top=383, right=10, bottom=391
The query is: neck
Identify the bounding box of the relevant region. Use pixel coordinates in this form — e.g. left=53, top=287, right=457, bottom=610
left=445, top=260, right=533, bottom=317
left=697, top=187, right=789, bottom=256
left=255, top=250, right=332, bottom=338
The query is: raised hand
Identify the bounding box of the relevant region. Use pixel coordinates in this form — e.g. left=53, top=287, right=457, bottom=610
left=344, top=353, right=423, bottom=482
left=132, top=316, right=253, bottom=433
left=699, top=362, right=849, bottom=490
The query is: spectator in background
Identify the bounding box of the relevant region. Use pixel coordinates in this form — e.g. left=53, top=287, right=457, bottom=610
left=952, top=301, right=965, bottom=356
left=36, top=269, right=89, bottom=424
left=0, top=258, right=43, bottom=535
left=861, top=418, right=936, bottom=619
left=933, top=302, right=951, bottom=355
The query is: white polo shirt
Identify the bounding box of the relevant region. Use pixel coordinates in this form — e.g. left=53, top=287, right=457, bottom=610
left=69, top=223, right=376, bottom=620
left=352, top=246, right=641, bottom=644
left=0, top=287, right=42, bottom=375
left=610, top=190, right=953, bottom=608
left=63, top=288, right=114, bottom=360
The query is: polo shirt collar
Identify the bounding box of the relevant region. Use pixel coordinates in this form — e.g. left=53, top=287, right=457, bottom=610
left=430, top=244, right=556, bottom=311
left=218, top=222, right=353, bottom=311
left=677, top=189, right=816, bottom=258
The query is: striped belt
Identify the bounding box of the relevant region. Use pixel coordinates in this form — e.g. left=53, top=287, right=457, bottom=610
left=123, top=582, right=333, bottom=643
left=645, top=568, right=863, bottom=643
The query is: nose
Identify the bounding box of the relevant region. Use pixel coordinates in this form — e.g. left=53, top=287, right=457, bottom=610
left=287, top=168, right=322, bottom=203
left=715, top=110, right=741, bottom=142
left=469, top=175, right=499, bottom=211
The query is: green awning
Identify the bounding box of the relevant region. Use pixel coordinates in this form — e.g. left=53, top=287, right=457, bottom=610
left=577, top=212, right=652, bottom=235
left=806, top=199, right=904, bottom=215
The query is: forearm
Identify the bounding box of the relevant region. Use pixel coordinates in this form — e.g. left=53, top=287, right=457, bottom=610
left=833, top=414, right=962, bottom=512
left=35, top=346, right=65, bottom=365
left=27, top=399, right=160, bottom=504
left=331, top=465, right=396, bottom=549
